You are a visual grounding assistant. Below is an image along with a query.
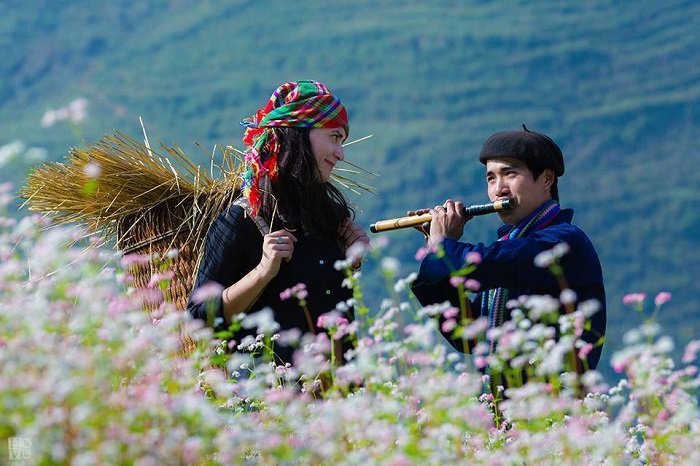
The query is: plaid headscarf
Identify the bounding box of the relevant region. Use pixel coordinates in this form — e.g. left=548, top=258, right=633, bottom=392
left=239, top=80, right=349, bottom=215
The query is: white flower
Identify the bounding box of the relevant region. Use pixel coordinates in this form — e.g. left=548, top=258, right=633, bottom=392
left=346, top=241, right=368, bottom=262
left=577, top=299, right=600, bottom=317
left=653, top=336, right=674, bottom=354
left=417, top=301, right=452, bottom=318
left=536, top=336, right=573, bottom=376
left=241, top=308, right=280, bottom=334
left=380, top=257, right=400, bottom=274
left=393, top=272, right=417, bottom=293
left=517, top=318, right=532, bottom=330
left=560, top=288, right=577, bottom=305
left=623, top=328, right=641, bottom=345
left=552, top=242, right=570, bottom=258
left=640, top=322, right=661, bottom=338
left=534, top=250, right=554, bottom=268
left=334, top=257, right=353, bottom=270
left=83, top=161, right=102, bottom=178
left=0, top=141, right=24, bottom=167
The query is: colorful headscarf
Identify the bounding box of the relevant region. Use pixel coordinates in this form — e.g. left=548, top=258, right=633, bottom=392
left=239, top=80, right=349, bottom=215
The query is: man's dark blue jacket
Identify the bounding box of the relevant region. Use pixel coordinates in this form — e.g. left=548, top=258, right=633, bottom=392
left=411, top=208, right=606, bottom=370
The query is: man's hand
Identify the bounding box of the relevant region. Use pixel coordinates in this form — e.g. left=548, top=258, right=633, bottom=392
left=406, top=207, right=432, bottom=239
left=428, top=199, right=469, bottom=246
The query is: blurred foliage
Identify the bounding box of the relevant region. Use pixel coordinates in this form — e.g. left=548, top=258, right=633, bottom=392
left=1, top=0, right=699, bottom=381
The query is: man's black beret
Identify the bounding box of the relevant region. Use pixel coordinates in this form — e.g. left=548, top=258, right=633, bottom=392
left=479, top=125, right=565, bottom=176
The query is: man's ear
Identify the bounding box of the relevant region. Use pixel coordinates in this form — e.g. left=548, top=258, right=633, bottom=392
left=542, top=169, right=555, bottom=189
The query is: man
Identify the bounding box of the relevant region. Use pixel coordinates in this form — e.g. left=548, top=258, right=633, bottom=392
left=410, top=125, right=606, bottom=370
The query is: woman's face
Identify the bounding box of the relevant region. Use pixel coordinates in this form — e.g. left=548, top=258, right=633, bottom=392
left=309, top=127, right=347, bottom=182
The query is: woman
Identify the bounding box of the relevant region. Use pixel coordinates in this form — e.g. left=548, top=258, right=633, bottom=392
left=187, top=80, right=368, bottom=365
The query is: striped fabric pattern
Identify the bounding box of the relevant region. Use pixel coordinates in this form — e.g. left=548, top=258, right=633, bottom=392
left=483, top=200, right=561, bottom=354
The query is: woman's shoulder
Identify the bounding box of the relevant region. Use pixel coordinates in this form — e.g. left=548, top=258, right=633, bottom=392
left=208, top=201, right=263, bottom=239
left=222, top=201, right=246, bottom=219
left=212, top=202, right=246, bottom=227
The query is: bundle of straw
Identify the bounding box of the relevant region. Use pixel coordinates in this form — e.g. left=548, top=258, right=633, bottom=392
left=22, top=131, right=242, bottom=313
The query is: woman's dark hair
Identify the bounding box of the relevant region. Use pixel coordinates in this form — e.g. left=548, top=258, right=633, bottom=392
left=257, top=127, right=353, bottom=239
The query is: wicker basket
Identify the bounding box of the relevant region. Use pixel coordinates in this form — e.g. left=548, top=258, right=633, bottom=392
left=21, top=132, right=241, bottom=355
left=117, top=198, right=202, bottom=310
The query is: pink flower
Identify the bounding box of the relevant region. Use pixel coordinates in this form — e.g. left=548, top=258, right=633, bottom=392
left=612, top=358, right=628, bottom=373
left=443, top=307, right=459, bottom=319
left=578, top=343, right=593, bottom=359
left=464, top=317, right=489, bottom=340
left=135, top=288, right=164, bottom=306
left=441, top=319, right=457, bottom=333
left=449, top=276, right=465, bottom=288
left=120, top=253, right=152, bottom=268
left=280, top=283, right=307, bottom=301
left=316, top=311, right=349, bottom=330
left=464, top=279, right=481, bottom=291
left=682, top=340, right=700, bottom=364
left=147, top=270, right=175, bottom=288
left=622, top=293, right=646, bottom=306
left=466, top=251, right=482, bottom=264
left=190, top=281, right=224, bottom=304
left=414, top=246, right=429, bottom=261
left=387, top=455, right=412, bottom=466
left=654, top=291, right=671, bottom=307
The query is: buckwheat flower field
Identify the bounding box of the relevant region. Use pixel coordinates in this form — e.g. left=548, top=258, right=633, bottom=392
left=1, top=186, right=698, bottom=465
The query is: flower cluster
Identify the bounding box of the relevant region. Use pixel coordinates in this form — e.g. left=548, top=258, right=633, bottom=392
left=279, top=282, right=308, bottom=301
left=40, top=98, right=89, bottom=128
left=1, top=201, right=699, bottom=464
left=0, top=141, right=47, bottom=171
left=0, top=212, right=223, bottom=463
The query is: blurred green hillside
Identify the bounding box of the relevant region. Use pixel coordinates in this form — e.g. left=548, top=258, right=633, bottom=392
left=2, top=0, right=699, bottom=376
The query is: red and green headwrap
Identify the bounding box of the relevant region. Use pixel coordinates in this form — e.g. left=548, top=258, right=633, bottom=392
left=240, top=80, right=349, bottom=215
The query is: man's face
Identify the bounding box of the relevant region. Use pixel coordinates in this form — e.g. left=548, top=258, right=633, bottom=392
left=485, top=157, right=554, bottom=225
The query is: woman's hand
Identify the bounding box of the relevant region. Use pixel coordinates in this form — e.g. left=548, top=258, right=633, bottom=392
left=259, top=229, right=298, bottom=279
left=220, top=229, right=297, bottom=321
left=339, top=219, right=370, bottom=267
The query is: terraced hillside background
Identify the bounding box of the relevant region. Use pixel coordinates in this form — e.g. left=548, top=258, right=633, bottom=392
left=2, top=0, right=699, bottom=378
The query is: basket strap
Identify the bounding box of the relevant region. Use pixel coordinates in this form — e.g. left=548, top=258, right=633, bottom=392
left=233, top=198, right=270, bottom=236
